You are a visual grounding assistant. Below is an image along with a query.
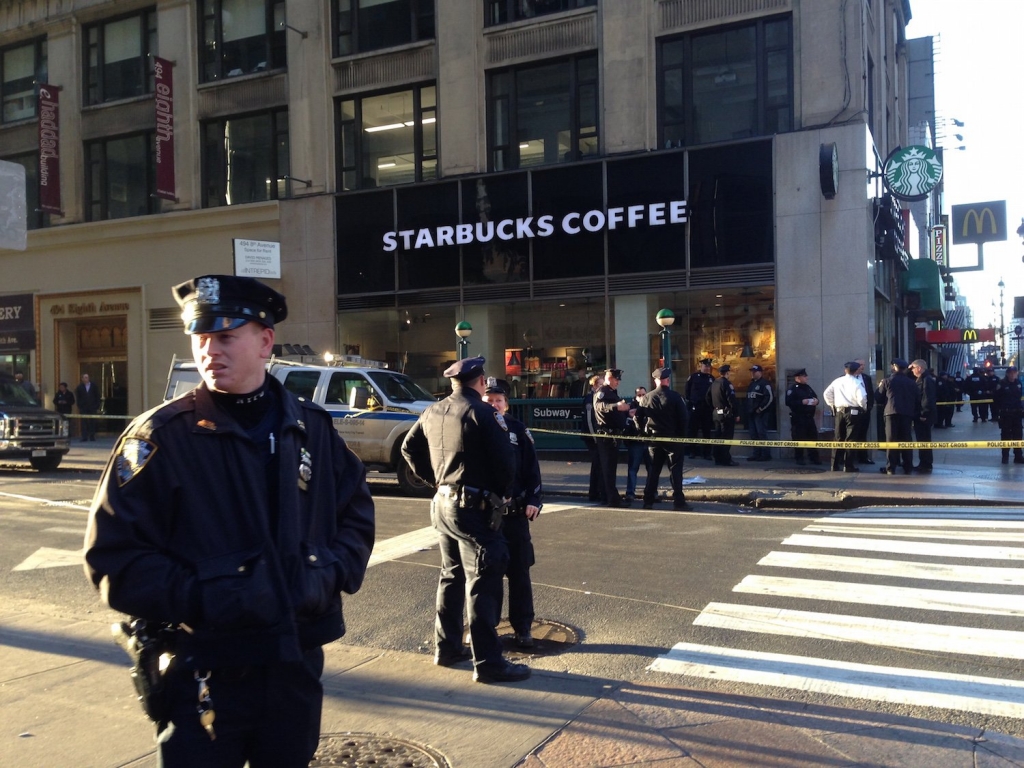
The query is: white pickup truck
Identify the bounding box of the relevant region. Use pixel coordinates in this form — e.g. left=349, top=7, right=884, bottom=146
left=165, top=356, right=435, bottom=495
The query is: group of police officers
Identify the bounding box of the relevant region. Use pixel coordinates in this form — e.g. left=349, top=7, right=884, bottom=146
left=81, top=272, right=1024, bottom=766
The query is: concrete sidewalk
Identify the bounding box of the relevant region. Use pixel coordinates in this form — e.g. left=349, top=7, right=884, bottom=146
left=4, top=600, right=1023, bottom=768
left=16, top=418, right=1022, bottom=766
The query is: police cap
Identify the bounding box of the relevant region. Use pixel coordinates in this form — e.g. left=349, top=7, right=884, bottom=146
left=605, top=368, right=624, bottom=380
left=793, top=368, right=808, bottom=377
left=892, top=358, right=909, bottom=369
left=484, top=376, right=510, bottom=396
left=444, top=356, right=486, bottom=382
left=750, top=364, right=763, bottom=372
left=699, top=358, right=713, bottom=366
left=1008, top=366, right=1019, bottom=373
left=719, top=364, right=732, bottom=374
left=174, top=275, right=287, bottom=335
left=845, top=361, right=861, bottom=373
left=652, top=367, right=671, bottom=380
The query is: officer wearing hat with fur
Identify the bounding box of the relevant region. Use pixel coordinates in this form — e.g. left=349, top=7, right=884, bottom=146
left=85, top=275, right=376, bottom=766
left=636, top=367, right=691, bottom=510
left=482, top=377, right=542, bottom=648
left=401, top=357, right=529, bottom=683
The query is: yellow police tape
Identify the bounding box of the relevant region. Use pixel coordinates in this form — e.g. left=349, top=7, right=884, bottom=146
left=531, top=427, right=1024, bottom=451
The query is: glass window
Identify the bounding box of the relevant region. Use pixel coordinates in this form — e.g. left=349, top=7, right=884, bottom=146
left=199, top=0, right=285, bottom=82
left=688, top=140, right=773, bottom=268
left=487, top=53, right=599, bottom=171
left=336, top=84, right=437, bottom=190
left=396, top=181, right=460, bottom=290
left=531, top=161, right=604, bottom=281
left=1, top=152, right=48, bottom=229
left=202, top=109, right=289, bottom=207
left=281, top=370, right=320, bottom=400
left=333, top=0, right=434, bottom=57
left=485, top=0, right=596, bottom=27
left=85, top=10, right=157, bottom=105
left=460, top=172, right=530, bottom=285
left=326, top=371, right=370, bottom=405
left=1, top=38, right=47, bottom=123
left=85, top=133, right=157, bottom=221
left=657, top=16, right=792, bottom=148
left=336, top=188, right=396, bottom=294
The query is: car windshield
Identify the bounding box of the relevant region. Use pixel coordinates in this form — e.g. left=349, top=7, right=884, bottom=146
left=367, top=371, right=436, bottom=403
left=0, top=379, right=39, bottom=406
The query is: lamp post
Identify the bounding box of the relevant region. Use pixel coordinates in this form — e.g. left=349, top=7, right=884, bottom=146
left=455, top=321, right=472, bottom=360
left=656, top=308, right=675, bottom=370
left=999, top=279, right=1006, bottom=365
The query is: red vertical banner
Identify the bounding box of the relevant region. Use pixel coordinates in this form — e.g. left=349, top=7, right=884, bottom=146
left=154, top=57, right=176, bottom=201
left=37, top=84, right=62, bottom=215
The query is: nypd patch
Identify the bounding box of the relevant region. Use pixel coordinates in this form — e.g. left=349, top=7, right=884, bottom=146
left=116, top=437, right=158, bottom=487
left=493, top=412, right=508, bottom=431
left=525, top=428, right=535, bottom=445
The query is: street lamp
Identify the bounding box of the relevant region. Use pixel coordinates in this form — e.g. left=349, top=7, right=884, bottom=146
left=655, top=308, right=675, bottom=370
left=455, top=321, right=472, bottom=360
left=999, top=279, right=1006, bottom=365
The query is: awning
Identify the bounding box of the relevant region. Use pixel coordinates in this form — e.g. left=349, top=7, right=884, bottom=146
left=900, top=258, right=945, bottom=322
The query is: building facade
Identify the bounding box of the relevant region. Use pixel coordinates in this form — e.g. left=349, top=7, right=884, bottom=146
left=0, top=0, right=919, bottom=438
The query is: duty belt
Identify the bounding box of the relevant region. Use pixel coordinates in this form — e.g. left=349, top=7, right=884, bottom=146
left=436, top=484, right=491, bottom=510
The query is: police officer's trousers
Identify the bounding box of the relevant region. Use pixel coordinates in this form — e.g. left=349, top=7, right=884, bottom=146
left=501, top=512, right=535, bottom=635
left=914, top=419, right=934, bottom=469
left=712, top=417, right=735, bottom=464
left=595, top=436, right=623, bottom=506
left=1000, top=412, right=1024, bottom=461
left=431, top=494, right=509, bottom=667
left=883, top=414, right=914, bottom=472
left=644, top=443, right=685, bottom=506
left=156, top=648, right=324, bottom=768
left=687, top=405, right=713, bottom=458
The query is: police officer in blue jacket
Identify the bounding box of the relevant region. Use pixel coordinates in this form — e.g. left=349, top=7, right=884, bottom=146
left=483, top=377, right=542, bottom=649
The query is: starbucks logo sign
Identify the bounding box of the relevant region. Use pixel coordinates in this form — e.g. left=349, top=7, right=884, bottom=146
left=883, top=145, right=943, bottom=202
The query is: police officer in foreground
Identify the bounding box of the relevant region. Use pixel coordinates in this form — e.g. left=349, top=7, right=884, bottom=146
left=84, top=275, right=376, bottom=766
left=909, top=359, right=937, bottom=473
left=993, top=365, right=1024, bottom=464
left=968, top=367, right=988, bottom=422
left=593, top=368, right=633, bottom=507
left=482, top=378, right=542, bottom=648
left=936, top=372, right=956, bottom=429
left=707, top=364, right=740, bottom=466
left=785, top=369, right=822, bottom=465
left=637, top=367, right=691, bottom=510
left=684, top=358, right=715, bottom=459
left=401, top=357, right=529, bottom=684
left=876, top=358, right=917, bottom=474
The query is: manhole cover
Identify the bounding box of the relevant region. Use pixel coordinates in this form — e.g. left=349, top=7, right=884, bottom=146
left=775, top=482, right=819, bottom=489
left=493, top=618, right=580, bottom=659
left=311, top=733, right=448, bottom=768
left=774, top=467, right=828, bottom=475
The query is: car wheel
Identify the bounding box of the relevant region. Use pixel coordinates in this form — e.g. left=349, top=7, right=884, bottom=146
left=30, top=454, right=63, bottom=472
left=396, top=457, right=432, bottom=497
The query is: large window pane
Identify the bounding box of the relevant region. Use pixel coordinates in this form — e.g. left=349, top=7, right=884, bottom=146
left=460, top=172, right=530, bottom=285
left=363, top=89, right=416, bottom=187
left=2, top=43, right=41, bottom=122
left=688, top=140, right=773, bottom=268
left=691, top=26, right=757, bottom=144
left=485, top=0, right=597, bottom=27
left=86, top=134, right=155, bottom=220
left=103, top=17, right=144, bottom=101
left=222, top=0, right=267, bottom=75
left=204, top=110, right=287, bottom=207
left=517, top=62, right=570, bottom=167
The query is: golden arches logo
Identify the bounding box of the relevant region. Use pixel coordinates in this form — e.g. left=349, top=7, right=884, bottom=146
left=962, top=329, right=979, bottom=342
left=962, top=208, right=998, bottom=236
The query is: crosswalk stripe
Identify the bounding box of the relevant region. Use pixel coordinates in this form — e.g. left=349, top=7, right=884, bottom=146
left=758, top=550, right=1024, bottom=586
left=648, top=642, right=1024, bottom=719
left=694, top=602, right=1024, bottom=659
left=804, top=524, right=1024, bottom=541
left=734, top=574, right=1024, bottom=616
left=783, top=533, right=1024, bottom=560
left=828, top=509, right=1024, bottom=522
left=817, top=516, right=1024, bottom=528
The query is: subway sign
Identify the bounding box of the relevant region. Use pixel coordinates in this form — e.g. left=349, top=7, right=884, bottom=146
left=951, top=201, right=1007, bottom=245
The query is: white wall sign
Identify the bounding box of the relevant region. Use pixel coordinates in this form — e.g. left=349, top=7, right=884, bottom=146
left=233, top=239, right=281, bottom=278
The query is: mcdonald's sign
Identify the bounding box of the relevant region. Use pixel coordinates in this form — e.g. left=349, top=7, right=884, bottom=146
left=951, top=200, right=1007, bottom=245
left=921, top=327, right=996, bottom=344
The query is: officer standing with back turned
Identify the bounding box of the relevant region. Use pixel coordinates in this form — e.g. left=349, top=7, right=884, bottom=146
left=84, top=275, right=376, bottom=766
left=401, top=356, right=530, bottom=683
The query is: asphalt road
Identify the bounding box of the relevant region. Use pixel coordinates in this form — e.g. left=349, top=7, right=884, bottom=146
left=4, top=466, right=1024, bottom=739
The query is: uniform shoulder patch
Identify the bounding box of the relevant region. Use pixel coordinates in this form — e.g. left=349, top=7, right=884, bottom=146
left=493, top=411, right=508, bottom=431
left=596, top=391, right=605, bottom=400
left=525, top=428, right=535, bottom=445
left=116, top=437, right=158, bottom=487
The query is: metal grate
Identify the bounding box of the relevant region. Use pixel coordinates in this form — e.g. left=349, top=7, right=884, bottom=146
left=689, top=264, right=775, bottom=287
left=148, top=307, right=181, bottom=331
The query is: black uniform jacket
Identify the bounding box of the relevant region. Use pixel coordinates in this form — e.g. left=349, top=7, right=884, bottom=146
left=876, top=372, right=917, bottom=417
left=994, top=377, right=1024, bottom=414
left=593, top=385, right=629, bottom=433
left=707, top=377, right=737, bottom=416
left=401, top=386, right=515, bottom=496
left=685, top=371, right=714, bottom=407
left=915, top=372, right=938, bottom=425
left=507, top=415, right=542, bottom=507
left=785, top=382, right=818, bottom=416
left=84, top=377, right=376, bottom=670
left=638, top=385, right=689, bottom=438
